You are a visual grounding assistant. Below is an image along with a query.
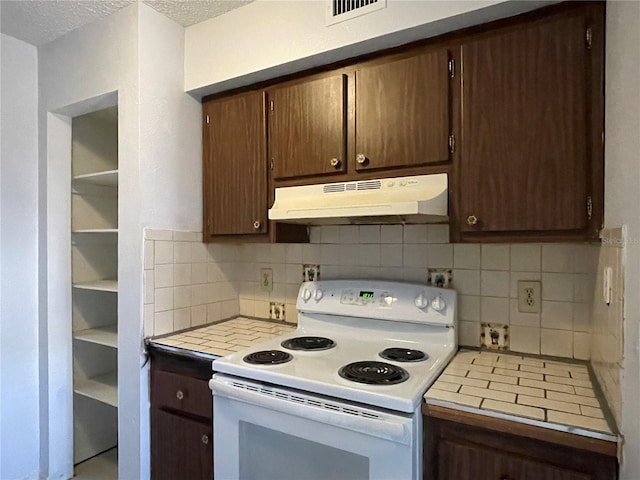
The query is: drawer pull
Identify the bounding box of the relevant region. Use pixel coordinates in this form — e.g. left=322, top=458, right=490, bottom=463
left=176, top=390, right=184, bottom=400
left=201, top=434, right=210, bottom=445
left=466, top=215, right=479, bottom=226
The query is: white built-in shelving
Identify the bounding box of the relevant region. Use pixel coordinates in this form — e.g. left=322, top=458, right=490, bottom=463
left=73, top=325, right=118, bottom=348
left=73, top=279, right=118, bottom=293
left=72, top=169, right=118, bottom=187
left=74, top=372, right=118, bottom=408
left=71, top=106, right=119, bottom=466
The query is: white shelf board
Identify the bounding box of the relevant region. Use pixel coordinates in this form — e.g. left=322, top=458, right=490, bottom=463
left=74, top=372, right=118, bottom=408
left=73, top=280, right=118, bottom=292
left=74, top=325, right=118, bottom=348
left=72, top=229, right=118, bottom=234
left=72, top=170, right=118, bottom=187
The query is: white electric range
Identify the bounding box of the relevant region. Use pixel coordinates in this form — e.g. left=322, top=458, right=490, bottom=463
left=210, top=279, right=457, bottom=480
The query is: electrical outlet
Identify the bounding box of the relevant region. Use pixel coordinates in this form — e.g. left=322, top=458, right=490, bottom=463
left=517, top=280, right=541, bottom=313
left=269, top=302, right=285, bottom=321
left=260, top=268, right=273, bottom=292
left=480, top=323, right=509, bottom=350
left=303, top=264, right=320, bottom=282
left=427, top=268, right=452, bottom=288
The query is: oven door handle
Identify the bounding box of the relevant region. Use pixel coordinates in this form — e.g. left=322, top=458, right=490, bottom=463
left=211, top=377, right=412, bottom=445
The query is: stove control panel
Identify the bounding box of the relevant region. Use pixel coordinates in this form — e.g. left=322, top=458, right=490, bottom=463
left=339, top=289, right=394, bottom=307
left=297, top=280, right=456, bottom=326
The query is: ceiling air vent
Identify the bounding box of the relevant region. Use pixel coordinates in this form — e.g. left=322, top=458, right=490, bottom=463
left=326, top=0, right=387, bottom=26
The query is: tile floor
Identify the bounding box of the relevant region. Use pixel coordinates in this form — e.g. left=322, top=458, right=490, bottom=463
left=74, top=448, right=117, bottom=479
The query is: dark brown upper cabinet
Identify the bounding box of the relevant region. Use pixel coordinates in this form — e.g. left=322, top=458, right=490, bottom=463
left=354, top=47, right=453, bottom=172
left=268, top=74, right=347, bottom=180
left=454, top=3, right=604, bottom=241
left=203, top=91, right=268, bottom=238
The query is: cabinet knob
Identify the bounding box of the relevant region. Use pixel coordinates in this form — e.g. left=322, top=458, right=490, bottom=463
left=329, top=158, right=341, bottom=169
left=356, top=153, right=368, bottom=166
left=201, top=434, right=210, bottom=445
left=466, top=215, right=479, bottom=226
left=176, top=390, right=184, bottom=400
left=253, top=220, right=261, bottom=230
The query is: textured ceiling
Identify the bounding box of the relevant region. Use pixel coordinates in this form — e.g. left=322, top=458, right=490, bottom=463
left=0, top=0, right=254, bottom=47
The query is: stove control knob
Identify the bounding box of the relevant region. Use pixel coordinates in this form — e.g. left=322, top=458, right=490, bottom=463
left=414, top=293, right=428, bottom=309
left=314, top=288, right=324, bottom=301
left=431, top=295, right=447, bottom=313
left=301, top=287, right=312, bottom=302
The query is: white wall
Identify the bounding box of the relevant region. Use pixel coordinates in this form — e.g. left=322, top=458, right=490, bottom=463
left=0, top=33, right=40, bottom=480
left=184, top=0, right=552, bottom=95
left=603, top=1, right=640, bottom=478
left=38, top=4, right=201, bottom=478
left=139, top=4, right=202, bottom=231
left=38, top=5, right=140, bottom=478
left=137, top=5, right=202, bottom=477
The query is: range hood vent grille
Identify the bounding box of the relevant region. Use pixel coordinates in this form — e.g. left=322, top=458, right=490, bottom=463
left=323, top=180, right=382, bottom=194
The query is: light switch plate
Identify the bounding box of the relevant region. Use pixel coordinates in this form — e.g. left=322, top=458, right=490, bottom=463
left=517, top=280, right=541, bottom=313
left=603, top=267, right=612, bottom=305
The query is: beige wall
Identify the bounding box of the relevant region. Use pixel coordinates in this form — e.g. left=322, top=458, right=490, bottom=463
left=590, top=227, right=624, bottom=429
left=602, top=1, right=640, bottom=476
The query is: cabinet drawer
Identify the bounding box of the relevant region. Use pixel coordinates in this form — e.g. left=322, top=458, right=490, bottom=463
left=151, top=408, right=213, bottom=480
left=151, top=370, right=212, bottom=419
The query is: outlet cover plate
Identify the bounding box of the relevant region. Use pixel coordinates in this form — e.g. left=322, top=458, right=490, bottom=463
left=517, top=280, right=541, bottom=314
left=260, top=268, right=273, bottom=292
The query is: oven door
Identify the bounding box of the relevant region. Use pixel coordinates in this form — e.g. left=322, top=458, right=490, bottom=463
left=210, top=373, right=420, bottom=480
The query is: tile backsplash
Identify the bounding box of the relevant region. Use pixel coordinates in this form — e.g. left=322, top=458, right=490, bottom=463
left=144, top=225, right=622, bottom=430
left=236, top=225, right=599, bottom=361
left=144, top=225, right=600, bottom=360
left=143, top=229, right=241, bottom=336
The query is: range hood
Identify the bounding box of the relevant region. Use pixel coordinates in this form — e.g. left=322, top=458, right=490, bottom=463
left=268, top=174, right=448, bottom=225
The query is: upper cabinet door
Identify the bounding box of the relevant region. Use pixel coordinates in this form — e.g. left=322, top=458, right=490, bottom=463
left=354, top=48, right=452, bottom=172
left=458, top=10, right=595, bottom=235
left=203, top=91, right=268, bottom=237
left=269, top=74, right=347, bottom=180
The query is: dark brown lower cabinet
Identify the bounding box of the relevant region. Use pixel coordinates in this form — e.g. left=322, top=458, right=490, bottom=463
left=424, top=405, right=617, bottom=480
left=150, top=348, right=214, bottom=480
left=151, top=409, right=212, bottom=480
left=438, top=439, right=590, bottom=480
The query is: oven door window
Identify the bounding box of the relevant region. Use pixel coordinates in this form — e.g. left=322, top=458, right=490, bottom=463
left=239, top=422, right=368, bottom=480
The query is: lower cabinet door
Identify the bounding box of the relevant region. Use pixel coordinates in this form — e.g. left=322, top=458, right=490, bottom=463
left=151, top=409, right=213, bottom=480
left=439, top=440, right=591, bottom=480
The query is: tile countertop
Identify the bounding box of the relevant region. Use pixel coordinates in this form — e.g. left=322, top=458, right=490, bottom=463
left=148, top=316, right=296, bottom=360
left=425, top=350, right=618, bottom=443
